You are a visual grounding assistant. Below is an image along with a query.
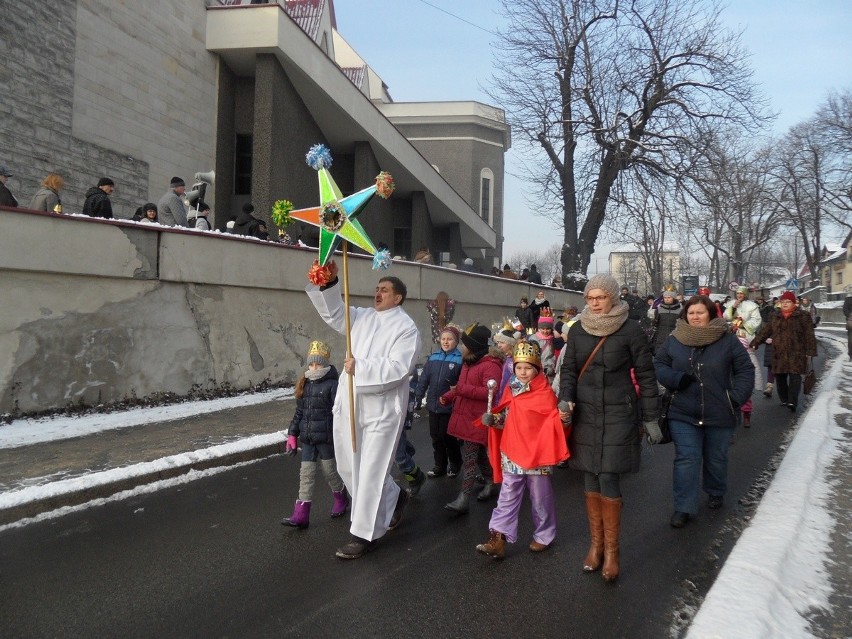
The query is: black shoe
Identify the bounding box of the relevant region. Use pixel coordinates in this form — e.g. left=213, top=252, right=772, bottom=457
left=388, top=488, right=409, bottom=530
left=406, top=467, right=426, bottom=497
left=708, top=495, right=723, bottom=510
left=670, top=511, right=690, bottom=528
left=335, top=536, right=374, bottom=559
left=427, top=466, right=446, bottom=478
left=787, top=403, right=797, bottom=412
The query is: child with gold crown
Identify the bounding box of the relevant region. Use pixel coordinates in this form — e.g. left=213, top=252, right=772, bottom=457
left=476, top=340, right=570, bottom=559
left=281, top=340, right=349, bottom=529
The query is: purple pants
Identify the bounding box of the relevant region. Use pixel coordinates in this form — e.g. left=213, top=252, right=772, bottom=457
left=488, top=473, right=557, bottom=545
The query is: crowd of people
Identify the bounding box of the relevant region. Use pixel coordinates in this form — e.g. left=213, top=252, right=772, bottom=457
left=0, top=167, right=279, bottom=241
left=282, top=265, right=825, bottom=582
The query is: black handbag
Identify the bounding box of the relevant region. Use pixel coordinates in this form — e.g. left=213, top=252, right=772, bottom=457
left=803, top=359, right=816, bottom=395
left=655, top=391, right=674, bottom=445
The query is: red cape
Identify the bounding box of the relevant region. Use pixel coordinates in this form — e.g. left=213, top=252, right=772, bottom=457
left=484, top=373, right=569, bottom=483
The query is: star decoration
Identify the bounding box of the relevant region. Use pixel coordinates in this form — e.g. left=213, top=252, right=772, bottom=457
left=288, top=165, right=380, bottom=266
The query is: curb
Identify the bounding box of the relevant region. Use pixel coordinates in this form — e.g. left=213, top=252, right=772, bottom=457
left=0, top=441, right=284, bottom=527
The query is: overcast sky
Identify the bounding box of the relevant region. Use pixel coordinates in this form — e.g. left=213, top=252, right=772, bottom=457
left=333, top=0, right=852, bottom=264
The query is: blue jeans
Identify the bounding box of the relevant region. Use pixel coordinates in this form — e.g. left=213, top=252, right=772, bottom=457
left=670, top=419, right=731, bottom=514
left=300, top=441, right=335, bottom=462
left=395, top=429, right=416, bottom=475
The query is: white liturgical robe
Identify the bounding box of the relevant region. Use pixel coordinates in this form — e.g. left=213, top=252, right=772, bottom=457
left=307, top=281, right=421, bottom=540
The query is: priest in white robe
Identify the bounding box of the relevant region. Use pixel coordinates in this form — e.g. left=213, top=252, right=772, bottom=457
left=307, top=261, right=421, bottom=559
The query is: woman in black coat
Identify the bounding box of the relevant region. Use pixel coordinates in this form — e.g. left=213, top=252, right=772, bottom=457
left=655, top=296, right=754, bottom=529
left=558, top=275, right=660, bottom=583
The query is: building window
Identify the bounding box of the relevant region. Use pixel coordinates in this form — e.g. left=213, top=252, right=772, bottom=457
left=394, top=227, right=411, bottom=261
left=235, top=134, right=253, bottom=195
left=480, top=168, right=494, bottom=226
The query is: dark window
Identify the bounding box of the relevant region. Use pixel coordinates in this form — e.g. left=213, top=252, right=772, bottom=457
left=394, top=227, right=411, bottom=261
left=235, top=134, right=252, bottom=195
left=481, top=177, right=491, bottom=221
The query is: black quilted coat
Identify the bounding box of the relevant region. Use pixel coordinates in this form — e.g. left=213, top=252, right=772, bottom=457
left=288, top=366, right=339, bottom=445
left=559, top=319, right=659, bottom=474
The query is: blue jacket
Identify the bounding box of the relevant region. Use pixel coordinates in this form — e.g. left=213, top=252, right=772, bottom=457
left=288, top=366, right=339, bottom=444
left=415, top=348, right=463, bottom=413
left=654, top=332, right=754, bottom=429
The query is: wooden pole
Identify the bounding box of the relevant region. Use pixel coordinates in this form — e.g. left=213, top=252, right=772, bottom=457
left=342, top=241, right=357, bottom=452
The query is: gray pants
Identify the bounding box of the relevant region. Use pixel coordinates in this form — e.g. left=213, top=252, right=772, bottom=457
left=298, top=459, right=345, bottom=502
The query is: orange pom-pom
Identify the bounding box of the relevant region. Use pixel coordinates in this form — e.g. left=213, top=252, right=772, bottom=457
left=375, top=171, right=395, bottom=199
left=307, top=261, right=333, bottom=286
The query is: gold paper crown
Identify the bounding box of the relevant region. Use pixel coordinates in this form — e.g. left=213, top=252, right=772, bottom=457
left=307, top=340, right=330, bottom=360
left=513, top=340, right=542, bottom=369
left=501, top=318, right=515, bottom=332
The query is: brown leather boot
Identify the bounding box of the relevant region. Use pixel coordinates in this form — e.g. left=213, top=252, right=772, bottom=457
left=583, top=492, right=604, bottom=572
left=601, top=496, right=623, bottom=582
left=476, top=530, right=506, bottom=559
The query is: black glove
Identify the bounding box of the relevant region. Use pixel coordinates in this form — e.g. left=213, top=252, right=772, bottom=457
left=677, top=374, right=695, bottom=391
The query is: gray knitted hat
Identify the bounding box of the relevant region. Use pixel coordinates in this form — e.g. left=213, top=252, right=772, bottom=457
left=583, top=274, right=620, bottom=300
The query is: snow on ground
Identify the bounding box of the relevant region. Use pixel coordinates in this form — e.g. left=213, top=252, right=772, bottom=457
left=686, top=333, right=850, bottom=639
left=0, top=387, right=294, bottom=450
left=0, top=441, right=274, bottom=533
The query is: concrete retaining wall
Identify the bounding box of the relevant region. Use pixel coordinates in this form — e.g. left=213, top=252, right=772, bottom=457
left=0, top=207, right=581, bottom=415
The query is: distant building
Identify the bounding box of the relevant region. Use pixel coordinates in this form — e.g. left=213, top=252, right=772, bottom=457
left=817, top=231, right=852, bottom=298
left=608, top=246, right=681, bottom=295
left=3, top=0, right=510, bottom=269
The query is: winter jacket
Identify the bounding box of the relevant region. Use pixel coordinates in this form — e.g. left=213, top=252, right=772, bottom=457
left=558, top=320, right=658, bottom=474
left=0, top=182, right=18, bottom=207
left=82, top=187, right=114, bottom=219
left=234, top=211, right=263, bottom=237
left=650, top=302, right=681, bottom=352
left=28, top=187, right=61, bottom=213
left=157, top=190, right=187, bottom=227
left=415, top=347, right=463, bottom=414
left=654, top=332, right=755, bottom=429
left=515, top=306, right=535, bottom=333
left=527, top=268, right=543, bottom=284
left=723, top=299, right=762, bottom=338
left=443, top=350, right=504, bottom=445
left=530, top=298, right=550, bottom=324
left=751, top=310, right=817, bottom=374
left=288, top=366, right=339, bottom=445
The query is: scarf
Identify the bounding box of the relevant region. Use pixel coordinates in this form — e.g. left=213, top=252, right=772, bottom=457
left=305, top=366, right=331, bottom=381
left=579, top=300, right=629, bottom=336
left=671, top=318, right=728, bottom=347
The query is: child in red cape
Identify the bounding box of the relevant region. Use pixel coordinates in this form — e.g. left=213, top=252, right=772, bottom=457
left=475, top=340, right=570, bottom=559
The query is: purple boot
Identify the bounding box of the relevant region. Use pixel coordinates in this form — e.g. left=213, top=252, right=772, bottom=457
left=331, top=489, right=349, bottom=518
left=282, top=500, right=311, bottom=528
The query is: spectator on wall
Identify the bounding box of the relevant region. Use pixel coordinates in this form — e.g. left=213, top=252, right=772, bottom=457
left=82, top=177, right=115, bottom=219
left=28, top=173, right=64, bottom=214
left=157, top=177, right=188, bottom=227
left=0, top=164, right=18, bottom=207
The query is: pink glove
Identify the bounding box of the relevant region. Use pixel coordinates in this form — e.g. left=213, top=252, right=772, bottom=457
left=286, top=435, right=298, bottom=455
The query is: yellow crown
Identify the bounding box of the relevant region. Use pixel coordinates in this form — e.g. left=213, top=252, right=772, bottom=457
left=501, top=318, right=515, bottom=332
left=307, top=340, right=330, bottom=360
left=513, top=340, right=541, bottom=369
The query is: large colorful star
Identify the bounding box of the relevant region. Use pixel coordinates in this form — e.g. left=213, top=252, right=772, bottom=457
left=289, top=167, right=379, bottom=266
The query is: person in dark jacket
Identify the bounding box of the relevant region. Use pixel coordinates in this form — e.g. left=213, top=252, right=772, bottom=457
left=281, top=341, right=349, bottom=529
left=558, top=274, right=660, bottom=583
left=82, top=177, right=115, bottom=218
left=649, top=286, right=682, bottom=353
left=527, top=264, right=543, bottom=285
left=750, top=291, right=817, bottom=412
left=515, top=297, right=535, bottom=334
left=654, top=296, right=755, bottom=529
left=415, top=326, right=464, bottom=478
left=234, top=202, right=264, bottom=237
left=0, top=164, right=18, bottom=207
left=844, top=293, right=852, bottom=361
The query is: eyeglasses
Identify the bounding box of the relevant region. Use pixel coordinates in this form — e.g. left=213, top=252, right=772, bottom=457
left=585, top=295, right=609, bottom=302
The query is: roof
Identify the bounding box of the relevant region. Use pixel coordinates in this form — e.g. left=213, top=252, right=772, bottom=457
left=284, top=0, right=324, bottom=40
left=340, top=65, right=366, bottom=90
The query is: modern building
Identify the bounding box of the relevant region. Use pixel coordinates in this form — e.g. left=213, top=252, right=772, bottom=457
left=1, top=0, right=510, bottom=269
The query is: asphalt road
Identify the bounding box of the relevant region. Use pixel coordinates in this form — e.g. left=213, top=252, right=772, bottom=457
left=0, top=345, right=826, bottom=639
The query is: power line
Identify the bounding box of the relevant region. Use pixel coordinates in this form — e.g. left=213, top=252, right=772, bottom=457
left=415, top=0, right=501, bottom=37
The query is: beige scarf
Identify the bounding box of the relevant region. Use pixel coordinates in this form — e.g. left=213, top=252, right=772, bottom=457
left=670, top=318, right=728, bottom=347
left=579, top=300, right=629, bottom=337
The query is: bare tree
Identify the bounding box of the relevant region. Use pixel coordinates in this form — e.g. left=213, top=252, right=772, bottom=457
left=813, top=88, right=852, bottom=222
left=488, top=0, right=766, bottom=285
left=507, top=244, right=564, bottom=285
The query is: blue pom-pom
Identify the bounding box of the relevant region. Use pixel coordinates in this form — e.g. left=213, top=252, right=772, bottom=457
left=372, top=249, right=392, bottom=271
left=306, top=144, right=333, bottom=171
